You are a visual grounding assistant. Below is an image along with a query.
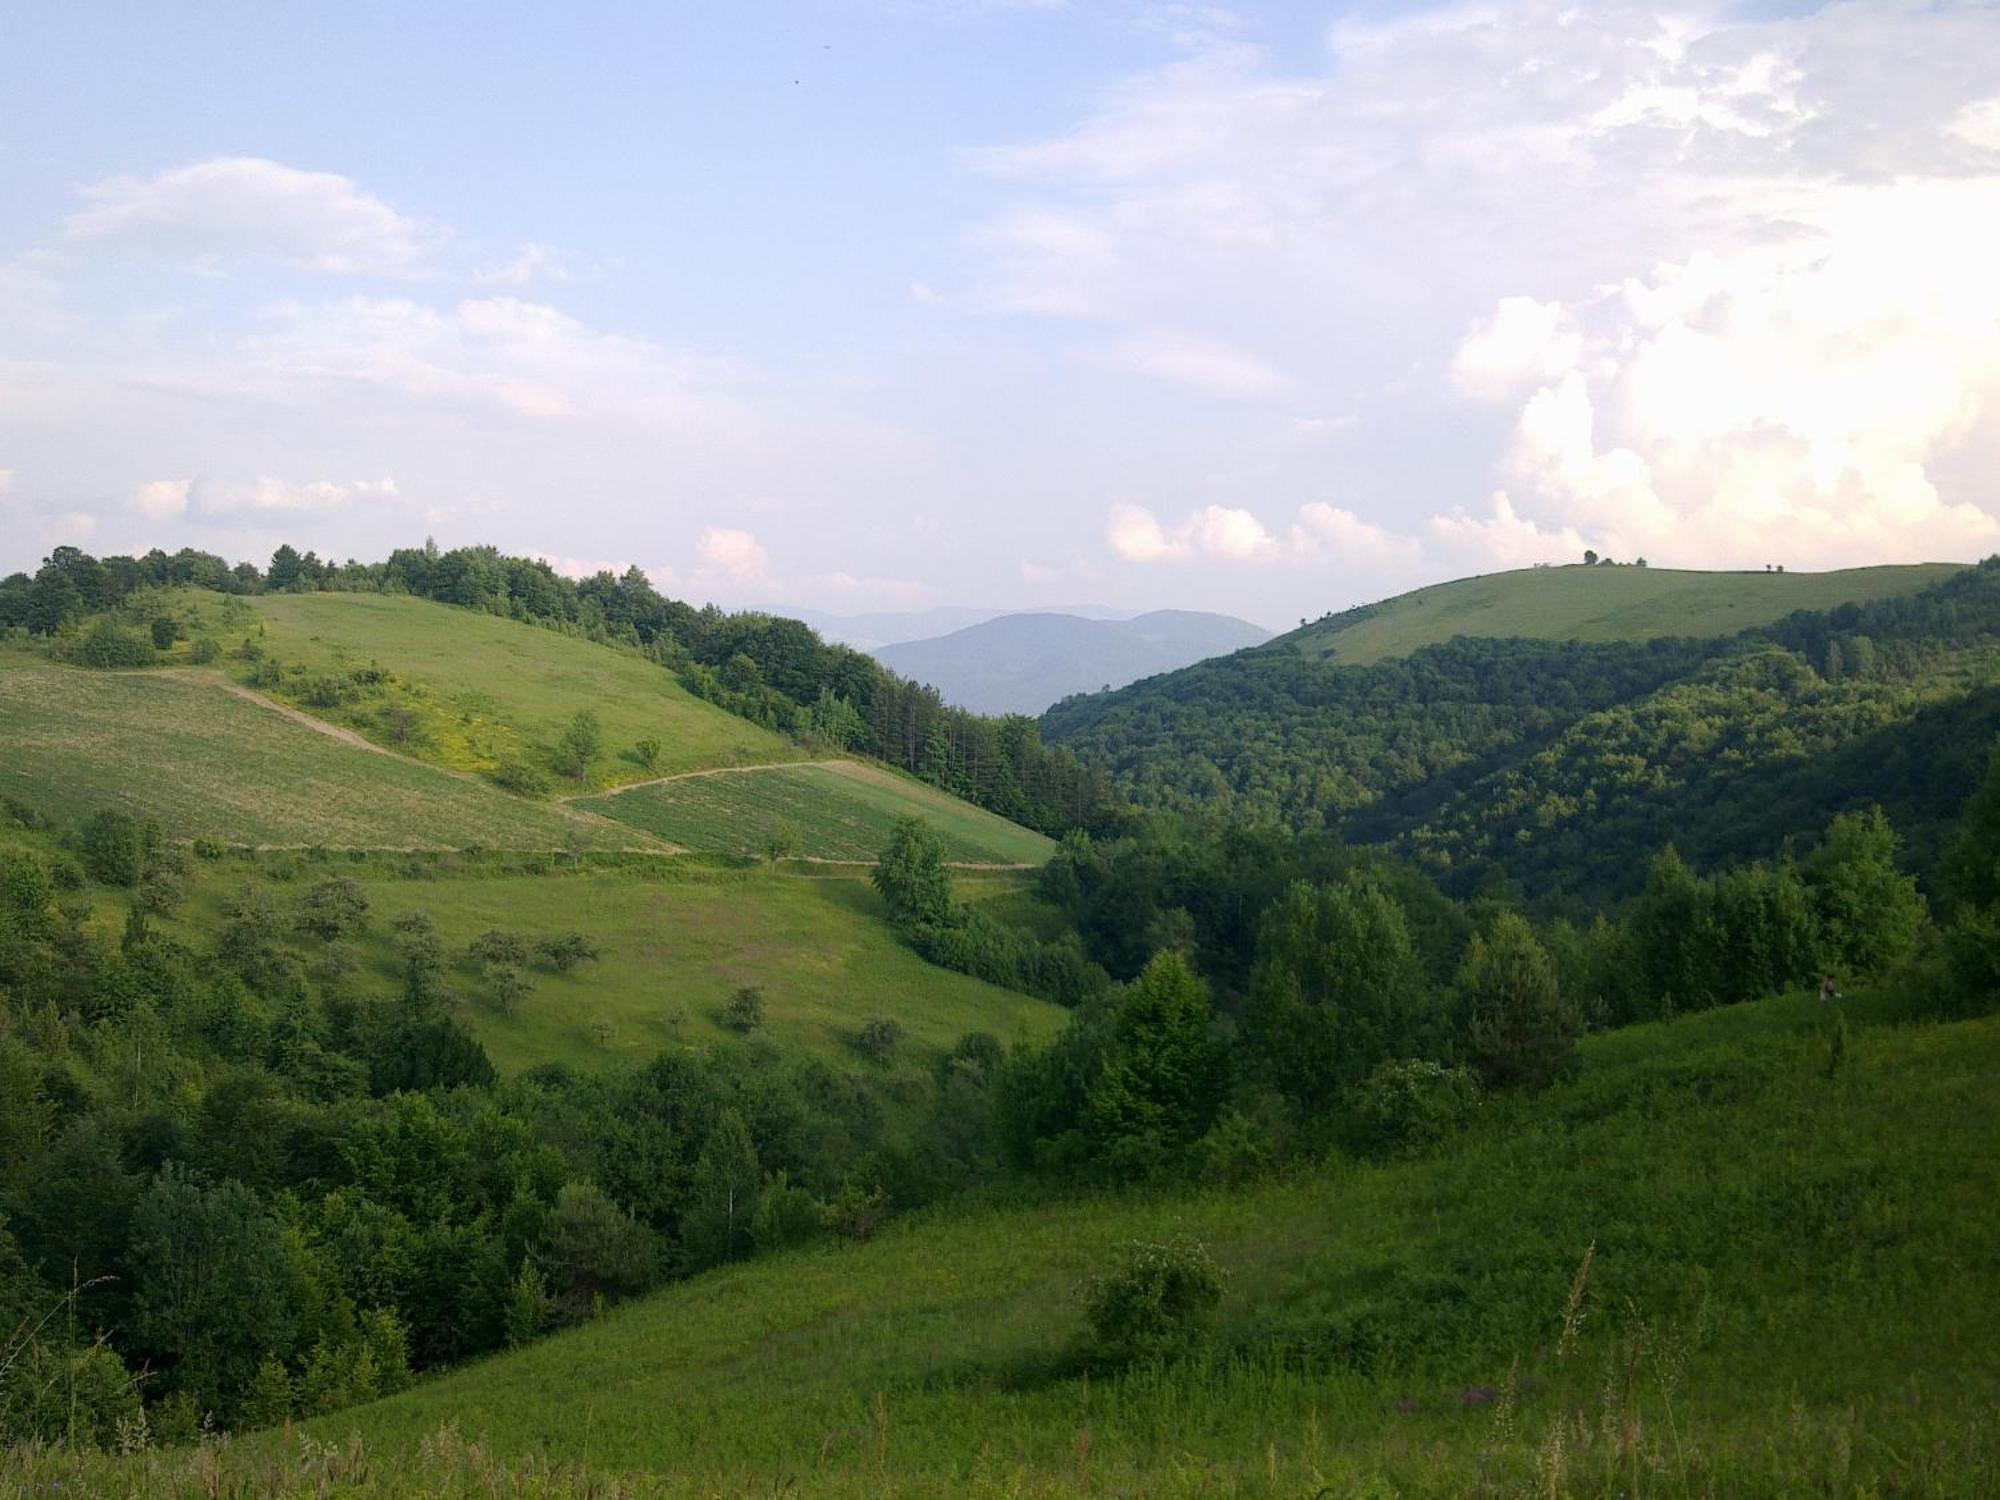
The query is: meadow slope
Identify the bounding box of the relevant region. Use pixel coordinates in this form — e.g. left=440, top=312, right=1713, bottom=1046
left=30, top=989, right=1990, bottom=1497
left=0, top=664, right=643, bottom=851
left=1284, top=561, right=1964, bottom=665
left=577, top=760, right=1056, bottom=865
left=217, top=591, right=800, bottom=788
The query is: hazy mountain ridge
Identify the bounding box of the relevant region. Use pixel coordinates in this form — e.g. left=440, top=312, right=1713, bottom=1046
left=873, top=608, right=1272, bottom=715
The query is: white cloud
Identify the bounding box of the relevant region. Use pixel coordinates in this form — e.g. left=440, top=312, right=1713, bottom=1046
left=977, top=0, right=2000, bottom=578
left=211, top=476, right=402, bottom=513
left=135, top=477, right=191, bottom=519
left=473, top=243, right=568, bottom=287
left=0, top=469, right=13, bottom=497
left=66, top=157, right=433, bottom=277
left=696, top=526, right=771, bottom=584
left=44, top=510, right=98, bottom=544
left=1288, top=502, right=1420, bottom=565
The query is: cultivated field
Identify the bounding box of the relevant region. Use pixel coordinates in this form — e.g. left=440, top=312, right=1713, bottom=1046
left=0, top=664, right=642, bottom=850
left=222, top=591, right=799, bottom=788
left=34, top=988, right=1993, bottom=1496
left=1286, top=561, right=1966, bottom=665
left=577, top=760, right=1056, bottom=865
left=147, top=855, right=1065, bottom=1073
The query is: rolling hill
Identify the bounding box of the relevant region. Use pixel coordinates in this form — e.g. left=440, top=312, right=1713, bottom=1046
left=34, top=987, right=1999, bottom=1496
left=874, top=609, right=1271, bottom=715
left=1044, top=559, right=1999, bottom=900
left=1283, top=560, right=1963, bottom=665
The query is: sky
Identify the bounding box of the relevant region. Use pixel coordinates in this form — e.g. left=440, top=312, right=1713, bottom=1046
left=2, top=0, right=1998, bottom=630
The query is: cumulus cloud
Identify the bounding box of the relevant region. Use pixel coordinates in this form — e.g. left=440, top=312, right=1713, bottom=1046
left=209, top=476, right=402, bottom=513
left=66, top=157, right=433, bottom=276
left=473, top=243, right=568, bottom=287
left=0, top=469, right=13, bottom=496
left=44, top=510, right=98, bottom=544
left=135, top=477, right=191, bottom=518
left=979, top=0, right=2000, bottom=577
left=1112, top=501, right=1415, bottom=566
left=696, top=527, right=771, bottom=584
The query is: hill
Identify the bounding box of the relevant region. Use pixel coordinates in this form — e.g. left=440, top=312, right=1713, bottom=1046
left=219, top=590, right=800, bottom=789
left=33, top=988, right=1999, bottom=1496
left=576, top=760, right=1055, bottom=866
left=1044, top=559, right=2000, bottom=902
left=0, top=662, right=641, bottom=851
left=777, top=603, right=1135, bottom=652
left=138, top=852, right=1065, bottom=1076
left=1283, top=561, right=1964, bottom=666
left=875, top=609, right=1271, bottom=715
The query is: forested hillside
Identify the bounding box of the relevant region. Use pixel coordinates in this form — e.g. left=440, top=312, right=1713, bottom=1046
left=1046, top=558, right=2000, bottom=902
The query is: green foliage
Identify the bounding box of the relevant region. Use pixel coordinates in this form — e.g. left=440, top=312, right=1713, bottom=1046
left=722, top=986, right=764, bottom=1032
left=1081, top=1238, right=1224, bottom=1364
left=535, top=932, right=600, bottom=973
left=548, top=1183, right=654, bottom=1321
left=62, top=618, right=155, bottom=668
left=294, top=876, right=370, bottom=941
left=633, top=736, right=662, bottom=771
left=1082, top=952, right=1227, bottom=1177
left=1346, top=1058, right=1481, bottom=1157
left=1458, top=912, right=1579, bottom=1089
left=1241, top=878, right=1435, bottom=1112
left=855, top=1014, right=904, bottom=1063
left=1805, top=808, right=1926, bottom=974
left=555, top=709, right=603, bottom=780
left=750, top=1171, right=825, bottom=1253
left=76, top=808, right=158, bottom=887
left=1942, top=741, right=2000, bottom=913
left=682, top=1110, right=760, bottom=1269
left=873, top=816, right=955, bottom=928
left=490, top=758, right=552, bottom=797
left=504, top=1260, right=551, bottom=1348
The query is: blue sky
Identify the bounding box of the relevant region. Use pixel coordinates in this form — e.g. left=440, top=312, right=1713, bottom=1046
left=4, top=1, right=1999, bottom=626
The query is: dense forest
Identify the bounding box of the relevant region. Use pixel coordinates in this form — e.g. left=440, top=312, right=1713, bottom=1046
left=0, top=543, right=1117, bottom=839
left=1044, top=558, right=2000, bottom=904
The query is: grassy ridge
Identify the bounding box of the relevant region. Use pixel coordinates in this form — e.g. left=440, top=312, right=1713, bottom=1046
left=38, top=989, right=1981, bottom=1496
left=0, top=665, right=639, bottom=851
left=232, top=591, right=799, bottom=787
left=1286, top=562, right=1964, bottom=665
left=146, top=857, right=1066, bottom=1074
left=578, top=761, right=1056, bottom=865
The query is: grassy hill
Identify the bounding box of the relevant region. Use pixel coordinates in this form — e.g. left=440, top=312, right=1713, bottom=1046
left=212, top=590, right=800, bottom=789
left=1284, top=561, right=1965, bottom=666
left=137, top=854, right=1065, bottom=1075
left=0, top=663, right=641, bottom=851
left=27, top=988, right=1997, bottom=1496
left=577, top=761, right=1056, bottom=866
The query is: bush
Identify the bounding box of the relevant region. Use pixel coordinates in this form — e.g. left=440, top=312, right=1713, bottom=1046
left=535, top=932, right=599, bottom=973
left=63, top=619, right=154, bottom=668
left=751, top=1171, right=826, bottom=1253
left=723, top=986, right=765, bottom=1032
left=1082, top=1238, right=1224, bottom=1364
left=149, top=616, right=182, bottom=650
left=856, top=1015, right=905, bottom=1064
left=189, top=635, right=220, bottom=665
left=1347, top=1059, right=1481, bottom=1158
left=77, top=809, right=157, bottom=887
left=491, top=759, right=551, bottom=797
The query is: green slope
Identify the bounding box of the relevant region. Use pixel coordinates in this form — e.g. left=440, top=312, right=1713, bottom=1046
left=144, top=857, right=1065, bottom=1074
left=1285, top=561, right=1965, bottom=665
left=67, top=990, right=1989, bottom=1497
left=578, top=760, right=1056, bottom=865
left=207, top=590, right=800, bottom=788
left=0, top=664, right=640, bottom=851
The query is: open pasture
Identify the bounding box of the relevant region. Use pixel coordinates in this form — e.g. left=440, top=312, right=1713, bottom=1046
left=578, top=759, right=1055, bottom=864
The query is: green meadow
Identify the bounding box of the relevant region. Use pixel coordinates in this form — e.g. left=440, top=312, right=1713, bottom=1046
left=220, top=591, right=799, bottom=788
left=18, top=989, right=1996, bottom=1497
left=578, top=760, right=1056, bottom=865
left=0, top=664, right=639, bottom=851
left=1286, top=561, right=1965, bottom=665
left=148, top=856, right=1067, bottom=1075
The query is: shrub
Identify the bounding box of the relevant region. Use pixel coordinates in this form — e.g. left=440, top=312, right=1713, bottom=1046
left=189, top=635, right=219, bottom=665
left=723, top=986, right=765, bottom=1032
left=751, top=1171, right=826, bottom=1253
left=77, top=809, right=157, bottom=887
left=294, top=877, right=370, bottom=941
left=1082, top=1238, right=1224, bottom=1364
left=63, top=619, right=154, bottom=668
left=149, top=616, right=181, bottom=650
left=491, top=759, right=551, bottom=797
left=856, top=1015, right=905, bottom=1064
left=1347, top=1059, right=1481, bottom=1158
left=633, top=736, right=662, bottom=771
left=535, top=932, right=599, bottom=973
left=468, top=928, right=531, bottom=971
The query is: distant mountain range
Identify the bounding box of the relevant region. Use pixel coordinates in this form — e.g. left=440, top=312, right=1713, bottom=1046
left=771, top=603, right=1136, bottom=652
left=871, top=609, right=1272, bottom=716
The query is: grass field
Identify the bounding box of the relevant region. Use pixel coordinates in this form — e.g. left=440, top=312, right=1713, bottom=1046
left=1285, top=562, right=1967, bottom=665
left=215, top=591, right=798, bottom=788
left=143, top=855, right=1065, bottom=1074
left=0, top=664, right=643, bottom=850
left=23, top=987, right=1994, bottom=1496
left=577, top=760, right=1057, bottom=865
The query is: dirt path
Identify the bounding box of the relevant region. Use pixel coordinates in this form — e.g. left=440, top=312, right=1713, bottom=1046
left=565, top=757, right=849, bottom=801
